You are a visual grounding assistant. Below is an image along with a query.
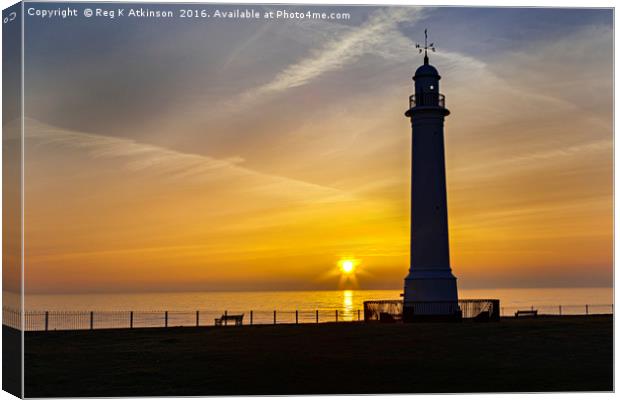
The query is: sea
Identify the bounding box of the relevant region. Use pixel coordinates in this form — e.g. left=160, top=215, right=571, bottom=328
left=19, top=287, right=613, bottom=315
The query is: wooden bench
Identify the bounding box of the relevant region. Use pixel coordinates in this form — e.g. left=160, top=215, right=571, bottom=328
left=215, top=314, right=244, bottom=326
left=515, top=310, right=537, bottom=317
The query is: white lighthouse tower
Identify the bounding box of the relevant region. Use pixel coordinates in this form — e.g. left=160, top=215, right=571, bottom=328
left=403, top=31, right=459, bottom=322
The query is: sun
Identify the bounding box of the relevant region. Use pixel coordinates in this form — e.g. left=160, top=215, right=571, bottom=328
left=336, top=258, right=360, bottom=289
left=340, top=259, right=356, bottom=275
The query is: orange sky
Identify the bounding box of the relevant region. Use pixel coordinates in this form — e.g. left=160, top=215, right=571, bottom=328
left=19, top=7, right=612, bottom=293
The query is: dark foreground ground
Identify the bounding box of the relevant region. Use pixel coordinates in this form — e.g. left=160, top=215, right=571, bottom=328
left=24, top=315, right=612, bottom=396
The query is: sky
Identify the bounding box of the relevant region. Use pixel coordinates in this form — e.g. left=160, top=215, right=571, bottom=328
left=20, top=4, right=613, bottom=293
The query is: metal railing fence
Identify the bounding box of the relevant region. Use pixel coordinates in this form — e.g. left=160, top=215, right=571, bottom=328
left=363, top=300, right=404, bottom=322
left=3, top=303, right=613, bottom=331
left=363, top=300, right=612, bottom=322
left=3, top=307, right=365, bottom=331
left=499, top=304, right=613, bottom=317
left=364, top=299, right=500, bottom=321
left=3, top=307, right=21, bottom=329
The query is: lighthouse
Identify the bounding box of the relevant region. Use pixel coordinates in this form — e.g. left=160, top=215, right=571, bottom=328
left=403, top=31, right=460, bottom=322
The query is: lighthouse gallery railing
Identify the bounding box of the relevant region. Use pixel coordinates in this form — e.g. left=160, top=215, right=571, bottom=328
left=409, top=93, right=446, bottom=109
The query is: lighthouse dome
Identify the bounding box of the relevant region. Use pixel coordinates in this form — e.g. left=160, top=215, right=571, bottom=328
left=414, top=63, right=440, bottom=79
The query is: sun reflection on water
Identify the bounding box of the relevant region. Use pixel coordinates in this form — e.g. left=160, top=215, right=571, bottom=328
left=342, top=290, right=354, bottom=321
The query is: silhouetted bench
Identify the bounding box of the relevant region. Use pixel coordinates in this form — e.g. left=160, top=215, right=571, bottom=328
left=215, top=314, right=244, bottom=326
left=515, top=310, right=537, bottom=317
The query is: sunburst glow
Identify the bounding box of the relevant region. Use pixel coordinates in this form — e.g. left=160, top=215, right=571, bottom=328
left=339, top=258, right=359, bottom=276
left=341, top=260, right=354, bottom=274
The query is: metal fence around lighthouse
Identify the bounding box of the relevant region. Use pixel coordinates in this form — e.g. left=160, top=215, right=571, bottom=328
left=363, top=300, right=613, bottom=322
left=363, top=299, right=501, bottom=322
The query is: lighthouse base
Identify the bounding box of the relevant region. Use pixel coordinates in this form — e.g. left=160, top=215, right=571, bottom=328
left=403, top=269, right=460, bottom=322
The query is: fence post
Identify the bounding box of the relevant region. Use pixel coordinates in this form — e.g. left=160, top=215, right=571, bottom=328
left=316, top=310, right=319, bottom=324
left=250, top=310, right=253, bottom=325
left=559, top=305, right=562, bottom=316
left=165, top=311, right=168, bottom=327
left=531, top=305, right=534, bottom=311
left=90, top=311, right=94, bottom=330
left=45, top=311, right=49, bottom=331
left=196, top=311, right=200, bottom=327
left=273, top=310, right=276, bottom=325
left=295, top=310, right=299, bottom=325
left=130, top=311, right=133, bottom=329
left=358, top=309, right=361, bottom=321
left=335, top=310, right=338, bottom=322
left=224, top=310, right=228, bottom=326
left=585, top=304, right=589, bottom=315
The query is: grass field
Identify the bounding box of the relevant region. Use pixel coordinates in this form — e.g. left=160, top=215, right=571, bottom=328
left=23, top=315, right=612, bottom=396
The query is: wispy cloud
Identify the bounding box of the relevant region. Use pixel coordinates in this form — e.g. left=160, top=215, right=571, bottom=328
left=453, top=139, right=612, bottom=179
left=27, top=118, right=244, bottom=178
left=503, top=139, right=612, bottom=164
left=25, top=118, right=351, bottom=200
left=232, top=8, right=427, bottom=106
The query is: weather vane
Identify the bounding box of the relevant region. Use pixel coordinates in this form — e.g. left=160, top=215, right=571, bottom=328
left=415, top=29, right=435, bottom=65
